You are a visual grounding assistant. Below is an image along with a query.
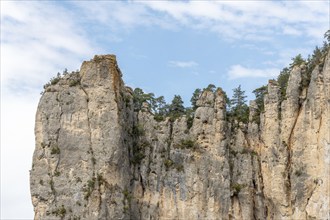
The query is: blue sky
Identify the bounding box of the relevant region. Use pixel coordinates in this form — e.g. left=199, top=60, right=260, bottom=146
left=1, top=1, right=329, bottom=218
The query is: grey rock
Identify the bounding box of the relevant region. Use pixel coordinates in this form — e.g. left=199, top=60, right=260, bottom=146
left=31, top=50, right=330, bottom=219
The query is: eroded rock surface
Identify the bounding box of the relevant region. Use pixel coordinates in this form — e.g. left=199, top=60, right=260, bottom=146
left=31, top=52, right=330, bottom=219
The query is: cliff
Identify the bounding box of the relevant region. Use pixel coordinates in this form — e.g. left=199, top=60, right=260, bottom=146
left=30, top=52, right=330, bottom=219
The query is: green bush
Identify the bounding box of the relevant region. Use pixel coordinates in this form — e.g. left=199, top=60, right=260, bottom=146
left=50, top=145, right=60, bottom=154
left=97, top=173, right=105, bottom=186
left=54, top=171, right=60, bottom=177
left=69, top=79, right=80, bottom=87
left=294, top=166, right=305, bottom=177
left=177, top=139, right=197, bottom=150
left=232, top=183, right=245, bottom=196
left=186, top=115, right=194, bottom=129
left=175, top=164, right=184, bottom=172
left=87, top=179, right=95, bottom=189
left=132, top=124, right=145, bottom=137
left=52, top=205, right=66, bottom=218
left=131, top=152, right=145, bottom=165
left=123, top=189, right=132, bottom=201
left=49, top=179, right=55, bottom=194
left=164, top=159, right=173, bottom=169
left=43, top=73, right=61, bottom=90
left=83, top=178, right=96, bottom=200
left=154, top=114, right=165, bottom=122
left=91, top=157, right=96, bottom=165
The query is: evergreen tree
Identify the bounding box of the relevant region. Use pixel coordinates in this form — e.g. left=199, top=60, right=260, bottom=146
left=290, top=54, right=305, bottom=68
left=324, top=29, right=330, bottom=43
left=204, top=84, right=216, bottom=92
left=133, top=88, right=145, bottom=111
left=230, top=85, right=249, bottom=123
left=153, top=96, right=168, bottom=121
left=230, top=85, right=247, bottom=108
left=190, top=88, right=201, bottom=110
left=277, top=67, right=290, bottom=101
left=252, top=85, right=267, bottom=124
left=321, top=41, right=329, bottom=53
left=221, top=90, right=230, bottom=111
left=252, top=85, right=267, bottom=112
left=169, top=95, right=185, bottom=120
left=132, top=88, right=155, bottom=112
left=154, top=96, right=167, bottom=115
left=185, top=107, right=194, bottom=129
left=304, top=46, right=323, bottom=88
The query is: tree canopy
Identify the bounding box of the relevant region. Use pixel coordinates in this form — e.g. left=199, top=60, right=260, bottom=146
left=229, top=85, right=249, bottom=124
left=168, top=95, right=185, bottom=120
left=190, top=88, right=202, bottom=110
left=129, top=31, right=329, bottom=126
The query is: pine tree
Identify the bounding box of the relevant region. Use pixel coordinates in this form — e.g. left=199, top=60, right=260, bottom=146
left=132, top=88, right=155, bottom=112
left=204, top=84, right=216, bottom=92
left=230, top=85, right=247, bottom=108
left=277, top=67, right=290, bottom=101
left=290, top=54, right=305, bottom=68
left=169, top=95, right=185, bottom=120
left=252, top=85, right=267, bottom=124
left=253, top=85, right=267, bottom=112
left=190, top=88, right=201, bottom=110
left=154, top=96, right=167, bottom=115
left=230, top=85, right=249, bottom=123
left=324, top=29, right=330, bottom=43
left=153, top=96, right=168, bottom=121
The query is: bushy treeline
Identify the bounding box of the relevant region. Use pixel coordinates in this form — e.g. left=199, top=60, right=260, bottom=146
left=251, top=30, right=330, bottom=124
left=42, top=68, right=80, bottom=93
left=43, top=30, right=330, bottom=126
left=132, top=83, right=250, bottom=125
left=134, top=30, right=330, bottom=125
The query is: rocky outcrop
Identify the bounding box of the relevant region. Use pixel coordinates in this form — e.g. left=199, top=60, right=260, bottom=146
left=31, top=56, right=133, bottom=219
left=30, top=51, right=330, bottom=219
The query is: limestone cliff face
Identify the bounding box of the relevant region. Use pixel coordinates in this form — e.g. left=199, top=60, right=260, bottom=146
left=30, top=52, right=330, bottom=219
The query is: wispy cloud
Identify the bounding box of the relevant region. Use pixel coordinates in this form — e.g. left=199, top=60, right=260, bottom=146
left=140, top=1, right=328, bottom=42
left=70, top=1, right=328, bottom=43
left=1, top=3, right=97, bottom=218
left=1, top=1, right=97, bottom=94
left=73, top=1, right=176, bottom=32
left=228, top=65, right=280, bottom=80
left=169, top=61, right=198, bottom=68
left=263, top=47, right=312, bottom=67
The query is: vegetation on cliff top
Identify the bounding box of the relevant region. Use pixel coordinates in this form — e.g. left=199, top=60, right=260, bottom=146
left=42, top=30, right=330, bottom=127
left=250, top=32, right=329, bottom=123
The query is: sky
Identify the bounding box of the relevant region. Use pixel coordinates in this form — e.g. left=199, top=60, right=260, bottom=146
left=1, top=0, right=329, bottom=219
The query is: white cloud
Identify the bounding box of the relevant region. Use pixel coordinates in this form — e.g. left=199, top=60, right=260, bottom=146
left=1, top=93, right=37, bottom=219
left=70, top=1, right=328, bottom=43
left=1, top=1, right=328, bottom=218
left=282, top=26, right=302, bottom=36
left=51, top=1, right=329, bottom=55
left=140, top=1, right=329, bottom=42
left=263, top=47, right=312, bottom=67
left=228, top=65, right=280, bottom=79
left=1, top=1, right=98, bottom=93
left=73, top=1, right=177, bottom=32
left=1, top=2, right=98, bottom=218
left=169, top=60, right=198, bottom=68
